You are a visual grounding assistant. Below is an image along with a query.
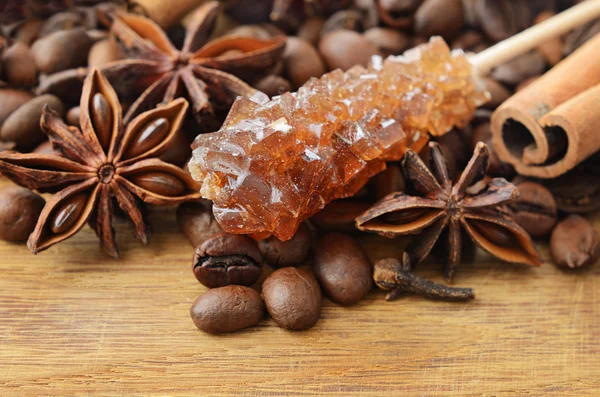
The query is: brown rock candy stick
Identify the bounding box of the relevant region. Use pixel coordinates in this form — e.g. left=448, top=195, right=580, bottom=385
left=190, top=37, right=487, bottom=241
left=190, top=1, right=600, bottom=241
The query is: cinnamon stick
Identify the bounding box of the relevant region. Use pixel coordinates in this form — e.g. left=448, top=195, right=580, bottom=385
left=491, top=33, right=600, bottom=179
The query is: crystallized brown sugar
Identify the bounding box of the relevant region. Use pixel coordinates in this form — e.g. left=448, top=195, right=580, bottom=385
left=189, top=37, right=489, bottom=241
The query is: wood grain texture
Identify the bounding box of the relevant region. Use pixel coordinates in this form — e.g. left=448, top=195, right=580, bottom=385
left=0, top=178, right=599, bottom=396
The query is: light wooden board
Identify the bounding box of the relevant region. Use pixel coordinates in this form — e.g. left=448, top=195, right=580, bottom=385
left=1, top=178, right=599, bottom=396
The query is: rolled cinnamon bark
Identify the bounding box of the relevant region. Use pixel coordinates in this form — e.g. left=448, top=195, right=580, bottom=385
left=491, top=33, right=600, bottom=179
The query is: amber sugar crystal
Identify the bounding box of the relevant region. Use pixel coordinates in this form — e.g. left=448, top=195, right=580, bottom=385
left=189, top=38, right=489, bottom=241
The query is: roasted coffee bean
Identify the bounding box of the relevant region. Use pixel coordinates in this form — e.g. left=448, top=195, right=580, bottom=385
left=509, top=181, right=557, bottom=237
left=319, top=29, right=379, bottom=71
left=533, top=11, right=563, bottom=66
left=376, top=0, right=418, bottom=29
left=320, top=10, right=364, bottom=36
left=14, top=20, right=44, bottom=46
left=193, top=234, right=263, bottom=288
left=472, top=0, right=533, bottom=42
left=0, top=186, right=45, bottom=242
left=313, top=233, right=372, bottom=305
left=258, top=222, right=312, bottom=268
left=0, top=89, right=34, bottom=127
left=283, top=37, right=326, bottom=88
left=414, top=0, right=464, bottom=39
left=564, top=18, right=600, bottom=56
left=481, top=78, right=511, bottom=109
left=262, top=267, right=322, bottom=330
left=50, top=193, right=87, bottom=234
left=91, top=93, right=113, bottom=150
left=310, top=199, right=371, bottom=233
left=0, top=94, right=64, bottom=151
left=177, top=201, right=224, bottom=247
left=550, top=215, right=600, bottom=269
left=66, top=107, right=81, bottom=126
left=545, top=171, right=600, bottom=213
left=190, top=285, right=264, bottom=334
left=2, top=42, right=38, bottom=87
left=129, top=172, right=185, bottom=197
left=297, top=17, right=325, bottom=45
left=33, top=140, right=61, bottom=156
left=39, top=11, right=83, bottom=37
left=374, top=163, right=406, bottom=200
left=88, top=38, right=123, bottom=68
left=490, top=51, right=546, bottom=86
left=254, top=75, right=292, bottom=97
left=451, top=30, right=485, bottom=51
left=126, top=118, right=170, bottom=158
left=31, top=28, right=93, bottom=74
left=363, top=27, right=409, bottom=57
left=515, top=75, right=540, bottom=93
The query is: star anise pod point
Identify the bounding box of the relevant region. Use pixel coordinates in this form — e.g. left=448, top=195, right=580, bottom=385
left=0, top=68, right=201, bottom=257
left=356, top=141, right=542, bottom=281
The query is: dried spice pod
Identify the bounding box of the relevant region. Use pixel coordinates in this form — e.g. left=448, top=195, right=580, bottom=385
left=38, top=1, right=286, bottom=125
left=0, top=69, right=200, bottom=257
left=373, top=258, right=474, bottom=301
left=550, top=215, right=600, bottom=269
left=356, top=142, right=542, bottom=281
left=492, top=34, right=600, bottom=179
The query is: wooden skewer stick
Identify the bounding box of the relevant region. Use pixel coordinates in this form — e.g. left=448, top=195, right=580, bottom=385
left=470, top=0, right=600, bottom=75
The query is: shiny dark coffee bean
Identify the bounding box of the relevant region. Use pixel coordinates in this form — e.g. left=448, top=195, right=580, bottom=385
left=0, top=186, right=45, bottom=242
left=550, top=215, right=600, bottom=269
left=177, top=201, right=224, bottom=247
left=190, top=285, right=264, bottom=334
left=193, top=234, right=263, bottom=288
left=509, top=181, right=557, bottom=237
left=262, top=267, right=321, bottom=331
left=258, top=222, right=312, bottom=268
left=313, top=233, right=372, bottom=305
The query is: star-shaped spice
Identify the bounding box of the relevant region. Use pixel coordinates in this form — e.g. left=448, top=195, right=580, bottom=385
left=356, top=142, right=542, bottom=281
left=0, top=68, right=201, bottom=257
left=38, top=1, right=286, bottom=126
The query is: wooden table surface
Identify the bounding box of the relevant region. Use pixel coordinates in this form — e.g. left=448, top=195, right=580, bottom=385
left=1, top=177, right=599, bottom=397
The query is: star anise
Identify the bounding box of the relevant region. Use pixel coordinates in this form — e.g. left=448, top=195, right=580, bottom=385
left=38, top=1, right=286, bottom=126
left=356, top=142, right=542, bottom=281
left=0, top=68, right=201, bottom=257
